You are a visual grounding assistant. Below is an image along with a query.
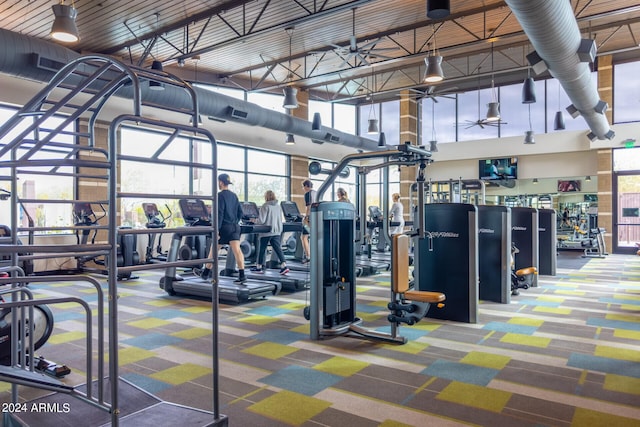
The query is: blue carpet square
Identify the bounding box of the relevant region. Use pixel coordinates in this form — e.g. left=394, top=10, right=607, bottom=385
left=247, top=306, right=291, bottom=317
left=483, top=321, right=538, bottom=335
left=252, top=328, right=308, bottom=345
left=52, top=312, right=87, bottom=322
left=121, top=332, right=184, bottom=350
left=121, top=373, right=173, bottom=394
left=260, top=365, right=343, bottom=396
left=568, top=353, right=640, bottom=378
left=587, top=318, right=640, bottom=331
left=422, top=359, right=499, bottom=386
left=599, top=297, right=640, bottom=306
left=356, top=303, right=385, bottom=313
left=375, top=325, right=427, bottom=341
left=515, top=299, right=561, bottom=307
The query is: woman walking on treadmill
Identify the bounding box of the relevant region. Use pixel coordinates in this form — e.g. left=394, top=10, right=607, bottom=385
left=201, top=173, right=246, bottom=284
left=251, top=190, right=289, bottom=275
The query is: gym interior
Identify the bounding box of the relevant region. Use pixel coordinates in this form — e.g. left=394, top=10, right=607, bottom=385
left=0, top=2, right=639, bottom=426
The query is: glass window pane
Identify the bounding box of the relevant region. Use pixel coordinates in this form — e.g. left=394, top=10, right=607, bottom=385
left=333, top=103, right=356, bottom=134
left=247, top=174, right=287, bottom=205
left=546, top=78, right=589, bottom=132
left=422, top=95, right=456, bottom=145
left=381, top=100, right=400, bottom=146
left=247, top=150, right=286, bottom=175
left=197, top=84, right=246, bottom=101
left=218, top=144, right=245, bottom=172
left=613, top=146, right=640, bottom=171
left=614, top=62, right=640, bottom=124
left=247, top=92, right=286, bottom=113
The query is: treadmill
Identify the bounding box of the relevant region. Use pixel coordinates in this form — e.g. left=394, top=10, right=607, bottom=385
left=159, top=198, right=281, bottom=303
left=227, top=202, right=310, bottom=292
left=269, top=201, right=310, bottom=274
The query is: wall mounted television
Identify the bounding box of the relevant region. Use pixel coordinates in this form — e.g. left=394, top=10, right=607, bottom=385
left=479, top=157, right=518, bottom=180
left=557, top=180, right=581, bottom=192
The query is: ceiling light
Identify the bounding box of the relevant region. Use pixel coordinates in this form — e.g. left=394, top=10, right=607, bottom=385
left=50, top=3, right=79, bottom=43
left=486, top=102, right=500, bottom=122
left=522, top=76, right=536, bottom=104
left=429, top=140, right=438, bottom=152
left=424, top=56, right=444, bottom=83
left=367, top=118, right=379, bottom=134
left=553, top=111, right=566, bottom=130
left=533, top=178, right=538, bottom=184
left=311, top=112, right=322, bottom=131
left=585, top=176, right=591, bottom=182
left=524, top=130, right=535, bottom=144
left=149, top=60, right=165, bottom=91
left=424, top=25, right=444, bottom=83
left=285, top=133, right=295, bottom=145
left=378, top=132, right=386, bottom=147
left=427, top=0, right=450, bottom=19
left=282, top=27, right=298, bottom=109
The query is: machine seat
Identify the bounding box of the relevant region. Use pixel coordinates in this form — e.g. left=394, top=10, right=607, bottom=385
left=515, top=267, right=537, bottom=277
left=403, top=290, right=445, bottom=304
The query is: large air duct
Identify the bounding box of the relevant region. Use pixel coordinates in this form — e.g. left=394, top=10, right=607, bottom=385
left=505, top=0, right=614, bottom=140
left=0, top=28, right=379, bottom=151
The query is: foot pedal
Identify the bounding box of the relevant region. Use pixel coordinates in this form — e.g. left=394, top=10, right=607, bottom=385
left=35, top=356, right=71, bottom=378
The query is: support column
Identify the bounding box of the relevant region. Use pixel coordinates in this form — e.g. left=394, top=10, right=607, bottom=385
left=399, top=90, right=419, bottom=226
left=287, top=89, right=310, bottom=208
left=596, top=55, right=613, bottom=251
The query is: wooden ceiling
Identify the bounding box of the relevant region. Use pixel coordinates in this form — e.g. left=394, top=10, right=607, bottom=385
left=2, top=0, right=640, bottom=104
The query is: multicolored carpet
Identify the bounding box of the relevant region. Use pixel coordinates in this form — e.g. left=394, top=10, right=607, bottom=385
left=1, top=252, right=639, bottom=426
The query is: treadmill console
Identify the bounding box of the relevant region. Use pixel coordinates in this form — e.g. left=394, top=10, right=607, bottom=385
left=281, top=201, right=303, bottom=222
left=179, top=199, right=211, bottom=225
left=240, top=202, right=270, bottom=233
left=240, top=202, right=260, bottom=222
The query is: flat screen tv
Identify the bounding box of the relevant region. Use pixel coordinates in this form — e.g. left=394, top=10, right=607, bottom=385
left=479, top=157, right=518, bottom=180
left=557, top=180, right=581, bottom=192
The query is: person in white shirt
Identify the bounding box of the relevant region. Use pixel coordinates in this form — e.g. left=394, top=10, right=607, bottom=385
left=389, top=193, right=404, bottom=235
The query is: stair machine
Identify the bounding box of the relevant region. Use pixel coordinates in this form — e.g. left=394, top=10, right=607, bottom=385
left=0, top=55, right=227, bottom=426
left=160, top=199, right=281, bottom=303
left=308, top=144, right=445, bottom=344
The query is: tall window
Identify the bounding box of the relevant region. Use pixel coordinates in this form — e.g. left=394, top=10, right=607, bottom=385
left=333, top=103, right=356, bottom=134
left=613, top=61, right=640, bottom=124
left=0, top=105, right=75, bottom=233
left=381, top=100, right=400, bottom=146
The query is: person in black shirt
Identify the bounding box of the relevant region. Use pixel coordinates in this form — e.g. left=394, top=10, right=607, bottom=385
left=201, top=174, right=246, bottom=283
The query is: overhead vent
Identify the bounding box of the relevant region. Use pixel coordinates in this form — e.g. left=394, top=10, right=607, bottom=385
left=227, top=106, right=248, bottom=120
left=32, top=53, right=65, bottom=72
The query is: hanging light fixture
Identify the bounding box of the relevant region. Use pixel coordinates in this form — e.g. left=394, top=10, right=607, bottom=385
left=553, top=81, right=566, bottom=130
left=311, top=112, right=322, bottom=131
left=585, top=175, right=591, bottom=182
left=522, top=69, right=536, bottom=104
left=149, top=13, right=164, bottom=91
left=367, top=71, right=379, bottom=134
left=285, top=133, right=296, bottom=145
left=428, top=100, right=438, bottom=152
left=378, top=132, right=386, bottom=147
left=282, top=27, right=298, bottom=109
left=486, top=43, right=500, bottom=122
left=524, top=104, right=535, bottom=144
left=50, top=2, right=80, bottom=43
left=533, top=178, right=538, bottom=184
left=424, top=25, right=444, bottom=83
left=427, top=0, right=451, bottom=19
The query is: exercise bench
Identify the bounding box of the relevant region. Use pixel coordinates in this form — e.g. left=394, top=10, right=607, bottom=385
left=388, top=234, right=445, bottom=326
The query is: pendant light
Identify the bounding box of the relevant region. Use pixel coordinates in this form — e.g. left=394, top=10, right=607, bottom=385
left=367, top=71, right=379, bottom=134
left=522, top=67, right=536, bottom=104
left=424, top=25, right=444, bottom=83
left=50, top=2, right=80, bottom=43
left=285, top=133, right=295, bottom=145
left=149, top=13, right=164, bottom=91
left=428, top=100, right=438, bottom=152
left=486, top=43, right=500, bottom=122
left=427, top=0, right=451, bottom=19
left=553, top=81, right=566, bottom=130
left=524, top=104, right=535, bottom=144
left=282, top=27, right=298, bottom=109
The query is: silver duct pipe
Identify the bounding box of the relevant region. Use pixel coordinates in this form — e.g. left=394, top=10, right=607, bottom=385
left=0, top=28, right=379, bottom=151
left=505, top=0, right=614, bottom=140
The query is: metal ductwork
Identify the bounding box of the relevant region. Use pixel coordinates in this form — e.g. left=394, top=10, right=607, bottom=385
left=0, top=28, right=379, bottom=151
left=505, top=0, right=614, bottom=141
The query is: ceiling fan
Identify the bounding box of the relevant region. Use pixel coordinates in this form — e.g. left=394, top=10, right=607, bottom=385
left=464, top=88, right=506, bottom=129
left=331, top=8, right=399, bottom=67
left=411, top=85, right=458, bottom=102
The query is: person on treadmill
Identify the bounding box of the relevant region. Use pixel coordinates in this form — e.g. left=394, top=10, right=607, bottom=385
left=251, top=190, right=289, bottom=275
left=201, top=174, right=246, bottom=284
left=300, top=179, right=316, bottom=264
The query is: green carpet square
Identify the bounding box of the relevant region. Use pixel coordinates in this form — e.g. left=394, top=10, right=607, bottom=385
left=595, top=345, right=640, bottom=362
left=461, top=351, right=511, bottom=370
left=500, top=333, right=551, bottom=348
left=604, top=374, right=640, bottom=395
left=437, top=381, right=511, bottom=413
left=237, top=315, right=279, bottom=325
left=314, top=356, right=369, bottom=377
left=243, top=342, right=298, bottom=360
left=248, top=390, right=331, bottom=425
left=118, top=347, right=156, bottom=365
left=572, top=407, right=640, bottom=427
left=150, top=363, right=212, bottom=385
left=171, top=327, right=211, bottom=339
left=127, top=318, right=172, bottom=329
left=47, top=331, right=86, bottom=345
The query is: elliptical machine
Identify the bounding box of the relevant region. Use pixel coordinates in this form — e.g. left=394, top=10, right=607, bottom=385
left=143, top=203, right=172, bottom=263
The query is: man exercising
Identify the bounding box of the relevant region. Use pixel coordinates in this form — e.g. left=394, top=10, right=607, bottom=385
left=201, top=173, right=246, bottom=284
left=300, top=179, right=316, bottom=264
